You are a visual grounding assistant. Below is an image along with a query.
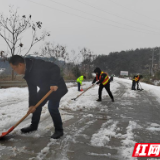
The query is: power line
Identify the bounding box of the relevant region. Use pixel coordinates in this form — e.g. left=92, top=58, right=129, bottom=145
left=47, top=0, right=160, bottom=34
left=107, top=0, right=160, bottom=25
left=24, top=0, right=160, bottom=35
left=74, top=0, right=160, bottom=32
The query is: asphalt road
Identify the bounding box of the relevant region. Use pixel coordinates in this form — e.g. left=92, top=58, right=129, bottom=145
left=0, top=81, right=160, bottom=160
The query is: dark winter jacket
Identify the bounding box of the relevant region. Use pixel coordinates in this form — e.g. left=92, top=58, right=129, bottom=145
left=92, top=67, right=109, bottom=85
left=23, top=58, right=68, bottom=107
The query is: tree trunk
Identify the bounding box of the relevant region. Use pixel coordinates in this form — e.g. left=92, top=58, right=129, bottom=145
left=12, top=69, right=14, bottom=81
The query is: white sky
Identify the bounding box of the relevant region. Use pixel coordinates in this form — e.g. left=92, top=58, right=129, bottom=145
left=0, top=0, right=160, bottom=56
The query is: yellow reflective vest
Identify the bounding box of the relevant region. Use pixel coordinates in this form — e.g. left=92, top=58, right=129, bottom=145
left=77, top=76, right=84, bottom=85
left=96, top=71, right=109, bottom=85
left=134, top=75, right=140, bottom=82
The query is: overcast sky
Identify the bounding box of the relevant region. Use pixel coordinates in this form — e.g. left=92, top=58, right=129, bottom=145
left=0, top=0, right=160, bottom=56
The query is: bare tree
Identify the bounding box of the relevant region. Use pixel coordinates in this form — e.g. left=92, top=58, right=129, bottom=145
left=41, top=42, right=69, bottom=65
left=80, top=47, right=97, bottom=78
left=0, top=6, right=50, bottom=80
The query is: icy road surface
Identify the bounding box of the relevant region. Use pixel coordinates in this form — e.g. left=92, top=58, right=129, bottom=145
left=0, top=79, right=160, bottom=160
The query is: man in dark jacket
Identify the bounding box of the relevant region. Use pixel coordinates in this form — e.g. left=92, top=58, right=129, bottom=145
left=131, top=75, right=136, bottom=90
left=92, top=67, right=114, bottom=102
left=9, top=55, right=68, bottom=139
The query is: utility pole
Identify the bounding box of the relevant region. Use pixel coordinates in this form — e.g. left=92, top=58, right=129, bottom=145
left=159, top=48, right=160, bottom=69
left=149, top=49, right=155, bottom=76
left=151, top=49, right=154, bottom=76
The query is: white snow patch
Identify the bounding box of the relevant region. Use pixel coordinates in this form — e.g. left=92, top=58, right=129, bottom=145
left=36, top=139, right=57, bottom=160
left=122, top=89, right=140, bottom=98
left=118, top=121, right=141, bottom=160
left=90, top=120, right=119, bottom=147
left=87, top=152, right=111, bottom=157
left=146, top=123, right=160, bottom=132
left=61, top=81, right=120, bottom=111
left=114, top=77, right=160, bottom=104
left=117, top=100, right=133, bottom=106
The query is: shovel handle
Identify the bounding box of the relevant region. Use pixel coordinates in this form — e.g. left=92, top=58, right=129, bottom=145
left=72, top=83, right=95, bottom=100
left=13, top=90, right=53, bottom=128
left=34, top=90, right=53, bottom=109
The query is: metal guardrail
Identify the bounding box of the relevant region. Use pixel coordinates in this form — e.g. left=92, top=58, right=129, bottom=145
left=0, top=80, right=92, bottom=88
left=0, top=81, right=27, bottom=88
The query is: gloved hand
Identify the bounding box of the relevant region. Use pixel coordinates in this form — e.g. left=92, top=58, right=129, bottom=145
left=96, top=82, right=99, bottom=84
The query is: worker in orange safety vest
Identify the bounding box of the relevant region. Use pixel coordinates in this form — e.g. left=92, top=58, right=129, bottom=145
left=92, top=67, right=114, bottom=102
left=134, top=74, right=143, bottom=90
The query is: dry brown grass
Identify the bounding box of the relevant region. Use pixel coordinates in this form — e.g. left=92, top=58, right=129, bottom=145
left=0, top=75, right=25, bottom=81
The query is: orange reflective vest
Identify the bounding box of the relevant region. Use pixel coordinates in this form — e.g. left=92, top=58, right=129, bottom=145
left=135, top=75, right=140, bottom=82
left=96, top=71, right=109, bottom=85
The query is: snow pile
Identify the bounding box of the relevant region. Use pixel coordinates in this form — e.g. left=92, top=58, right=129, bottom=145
left=153, top=80, right=160, bottom=86
left=122, top=88, right=139, bottom=98
left=90, top=120, right=119, bottom=146
left=60, top=81, right=119, bottom=111
left=146, top=123, right=160, bottom=132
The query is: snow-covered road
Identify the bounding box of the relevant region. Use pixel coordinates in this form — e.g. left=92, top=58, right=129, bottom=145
left=0, top=78, right=160, bottom=160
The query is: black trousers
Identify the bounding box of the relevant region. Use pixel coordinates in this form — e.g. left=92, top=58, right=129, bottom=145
left=135, top=81, right=140, bottom=90
left=77, top=82, right=81, bottom=91
left=98, top=83, right=114, bottom=100
left=132, top=80, right=136, bottom=90
left=31, top=100, right=63, bottom=131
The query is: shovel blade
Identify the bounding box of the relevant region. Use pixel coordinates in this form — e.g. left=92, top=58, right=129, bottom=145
left=0, top=126, right=14, bottom=138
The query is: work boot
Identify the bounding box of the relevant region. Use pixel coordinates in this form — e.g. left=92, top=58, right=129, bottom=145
left=51, top=130, right=63, bottom=139
left=21, top=125, right=37, bottom=134
left=96, top=99, right=102, bottom=102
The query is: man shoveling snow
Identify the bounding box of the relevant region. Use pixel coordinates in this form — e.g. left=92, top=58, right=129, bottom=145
left=9, top=55, right=68, bottom=139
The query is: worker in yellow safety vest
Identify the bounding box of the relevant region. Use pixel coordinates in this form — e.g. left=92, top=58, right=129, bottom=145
left=92, top=67, right=114, bottom=102
left=77, top=75, right=86, bottom=91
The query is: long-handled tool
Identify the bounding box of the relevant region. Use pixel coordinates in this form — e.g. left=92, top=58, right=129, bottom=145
left=71, top=83, right=96, bottom=101
left=0, top=90, right=53, bottom=138
left=139, top=82, right=144, bottom=91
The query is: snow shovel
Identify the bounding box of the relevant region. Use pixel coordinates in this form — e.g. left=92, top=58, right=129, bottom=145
left=71, top=83, right=96, bottom=101
left=0, top=90, right=53, bottom=138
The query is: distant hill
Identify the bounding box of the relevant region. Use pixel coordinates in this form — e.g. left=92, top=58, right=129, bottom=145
left=92, top=47, right=160, bottom=76
left=1, top=47, right=160, bottom=77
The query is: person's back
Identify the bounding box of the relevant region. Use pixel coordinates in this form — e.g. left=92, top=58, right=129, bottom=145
left=76, top=75, right=84, bottom=84
left=24, top=58, right=67, bottom=102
